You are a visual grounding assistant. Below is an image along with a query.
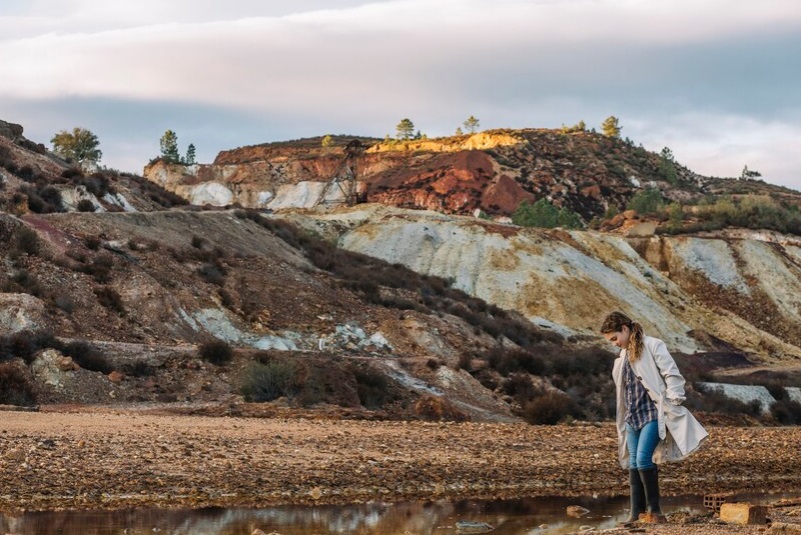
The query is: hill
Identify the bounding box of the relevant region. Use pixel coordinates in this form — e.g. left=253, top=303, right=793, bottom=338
left=144, top=128, right=801, bottom=228
left=1, top=119, right=800, bottom=425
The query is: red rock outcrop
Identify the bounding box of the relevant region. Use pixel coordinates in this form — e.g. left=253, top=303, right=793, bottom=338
left=143, top=129, right=708, bottom=221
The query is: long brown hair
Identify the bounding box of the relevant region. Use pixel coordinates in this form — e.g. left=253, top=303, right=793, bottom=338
left=600, top=311, right=644, bottom=362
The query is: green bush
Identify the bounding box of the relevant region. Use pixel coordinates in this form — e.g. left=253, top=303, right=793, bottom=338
left=694, top=195, right=801, bottom=235
left=627, top=187, right=663, bottom=215
left=512, top=198, right=583, bottom=229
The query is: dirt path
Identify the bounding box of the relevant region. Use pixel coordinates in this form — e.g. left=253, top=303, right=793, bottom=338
left=0, top=407, right=799, bottom=533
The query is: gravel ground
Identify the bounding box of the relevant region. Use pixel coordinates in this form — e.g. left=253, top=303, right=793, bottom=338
left=0, top=407, right=799, bottom=534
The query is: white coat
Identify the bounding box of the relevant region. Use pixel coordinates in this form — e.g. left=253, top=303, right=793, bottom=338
left=612, top=335, right=709, bottom=469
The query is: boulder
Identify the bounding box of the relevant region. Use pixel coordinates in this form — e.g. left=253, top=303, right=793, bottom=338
left=32, top=349, right=74, bottom=390
left=0, top=293, right=48, bottom=333
left=0, top=119, right=23, bottom=141
left=720, top=502, right=767, bottom=525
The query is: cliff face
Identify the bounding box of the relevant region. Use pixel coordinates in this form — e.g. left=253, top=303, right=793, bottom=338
left=281, top=204, right=801, bottom=365
left=142, top=129, right=707, bottom=218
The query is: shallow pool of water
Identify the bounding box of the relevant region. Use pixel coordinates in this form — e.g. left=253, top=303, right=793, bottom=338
left=0, top=494, right=712, bottom=535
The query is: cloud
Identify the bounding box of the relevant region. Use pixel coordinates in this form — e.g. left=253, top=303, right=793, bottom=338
left=0, top=0, right=799, bottom=186
left=636, top=113, right=801, bottom=184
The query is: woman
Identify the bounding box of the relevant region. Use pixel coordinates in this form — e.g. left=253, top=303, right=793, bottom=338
left=600, top=311, right=708, bottom=525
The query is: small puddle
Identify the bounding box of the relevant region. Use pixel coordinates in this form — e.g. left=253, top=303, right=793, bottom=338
left=0, top=494, right=762, bottom=534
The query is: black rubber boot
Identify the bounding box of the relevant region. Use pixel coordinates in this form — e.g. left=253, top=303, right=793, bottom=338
left=638, top=467, right=667, bottom=523
left=621, top=468, right=646, bottom=526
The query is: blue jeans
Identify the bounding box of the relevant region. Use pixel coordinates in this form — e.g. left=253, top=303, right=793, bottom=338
left=626, top=420, right=659, bottom=470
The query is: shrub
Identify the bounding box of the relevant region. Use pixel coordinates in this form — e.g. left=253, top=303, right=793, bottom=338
left=770, top=399, right=801, bottom=425
left=512, top=198, right=583, bottom=229
left=23, top=188, right=57, bottom=214
left=61, top=340, right=112, bottom=373
left=82, top=173, right=112, bottom=197
left=16, top=165, right=37, bottom=182
left=94, top=286, right=125, bottom=315
left=0, top=330, right=64, bottom=365
left=547, top=346, right=613, bottom=377
left=413, top=394, right=468, bottom=422
left=240, top=360, right=299, bottom=402
left=296, top=365, right=328, bottom=407
left=353, top=368, right=390, bottom=409
left=426, top=358, right=441, bottom=370
left=12, top=226, right=41, bottom=256
left=76, top=199, right=96, bottom=212
left=85, top=236, right=102, bottom=250
left=522, top=391, right=576, bottom=425
left=198, top=263, right=226, bottom=286
left=219, top=289, right=235, bottom=308
left=61, top=167, right=84, bottom=179
left=39, top=186, right=64, bottom=211
left=11, top=269, right=44, bottom=297
left=54, top=295, right=76, bottom=314
left=486, top=347, right=545, bottom=376
left=83, top=255, right=114, bottom=283
left=121, top=361, right=155, bottom=377
left=501, top=373, right=537, bottom=404
left=627, top=187, right=663, bottom=215
left=198, top=340, right=233, bottom=365
left=0, top=363, right=37, bottom=406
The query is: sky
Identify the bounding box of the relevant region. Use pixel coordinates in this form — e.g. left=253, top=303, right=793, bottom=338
left=1, top=0, right=800, bottom=189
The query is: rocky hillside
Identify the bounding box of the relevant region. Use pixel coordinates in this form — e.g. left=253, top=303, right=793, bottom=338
left=2, top=118, right=801, bottom=424
left=142, top=129, right=801, bottom=223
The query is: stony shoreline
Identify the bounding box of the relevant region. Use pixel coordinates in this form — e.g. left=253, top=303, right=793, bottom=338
left=0, top=407, right=799, bottom=534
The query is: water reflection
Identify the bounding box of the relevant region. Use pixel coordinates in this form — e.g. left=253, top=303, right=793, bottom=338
left=0, top=495, right=706, bottom=535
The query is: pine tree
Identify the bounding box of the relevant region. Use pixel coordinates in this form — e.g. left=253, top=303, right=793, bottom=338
left=463, top=116, right=480, bottom=134
left=395, top=118, right=415, bottom=140
left=185, top=143, right=196, bottom=165
left=601, top=116, right=622, bottom=138
left=159, top=130, right=180, bottom=163
left=658, top=147, right=677, bottom=184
